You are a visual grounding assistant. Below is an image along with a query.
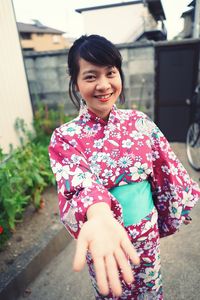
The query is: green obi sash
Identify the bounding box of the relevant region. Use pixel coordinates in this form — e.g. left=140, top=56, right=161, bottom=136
left=109, top=180, right=154, bottom=226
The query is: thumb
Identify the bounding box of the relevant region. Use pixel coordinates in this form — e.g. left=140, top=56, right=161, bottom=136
left=73, top=234, right=88, bottom=272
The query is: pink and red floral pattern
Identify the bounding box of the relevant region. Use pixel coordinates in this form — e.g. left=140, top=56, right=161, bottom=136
left=49, top=105, right=200, bottom=299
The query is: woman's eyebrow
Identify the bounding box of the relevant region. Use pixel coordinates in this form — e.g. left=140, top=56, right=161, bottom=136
left=82, top=69, right=97, bottom=75
left=81, top=66, right=115, bottom=75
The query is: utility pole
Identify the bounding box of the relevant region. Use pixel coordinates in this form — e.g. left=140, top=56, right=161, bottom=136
left=193, top=0, right=200, bottom=38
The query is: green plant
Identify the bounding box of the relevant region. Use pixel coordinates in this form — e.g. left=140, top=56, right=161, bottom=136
left=0, top=102, right=74, bottom=250
left=33, top=102, right=75, bottom=141
left=0, top=141, right=53, bottom=246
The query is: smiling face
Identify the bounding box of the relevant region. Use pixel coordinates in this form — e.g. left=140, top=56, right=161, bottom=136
left=76, top=58, right=122, bottom=120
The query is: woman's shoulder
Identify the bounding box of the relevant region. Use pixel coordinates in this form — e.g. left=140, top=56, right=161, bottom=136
left=51, top=115, right=82, bottom=140
left=117, top=108, right=158, bottom=136
left=117, top=108, right=148, bottom=121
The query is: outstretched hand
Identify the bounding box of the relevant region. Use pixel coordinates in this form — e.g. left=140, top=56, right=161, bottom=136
left=73, top=203, right=140, bottom=297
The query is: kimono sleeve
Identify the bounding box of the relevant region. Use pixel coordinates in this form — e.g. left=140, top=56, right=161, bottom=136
left=48, top=127, right=112, bottom=239
left=146, top=117, right=200, bottom=238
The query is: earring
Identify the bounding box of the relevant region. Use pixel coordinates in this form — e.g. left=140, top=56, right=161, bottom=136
left=80, top=98, right=86, bottom=108
left=79, top=98, right=87, bottom=115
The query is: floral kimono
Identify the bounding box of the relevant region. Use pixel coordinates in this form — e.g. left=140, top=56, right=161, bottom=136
left=49, top=105, right=200, bottom=300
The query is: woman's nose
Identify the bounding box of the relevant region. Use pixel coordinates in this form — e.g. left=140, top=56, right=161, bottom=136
left=96, top=77, right=111, bottom=90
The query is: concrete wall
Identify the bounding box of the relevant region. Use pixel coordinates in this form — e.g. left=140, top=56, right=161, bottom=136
left=24, top=50, right=75, bottom=114
left=119, top=42, right=155, bottom=118
left=24, top=41, right=155, bottom=118
left=0, top=0, right=33, bottom=153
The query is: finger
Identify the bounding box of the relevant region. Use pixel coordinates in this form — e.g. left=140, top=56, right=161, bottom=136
left=73, top=237, right=88, bottom=272
left=105, top=255, right=122, bottom=297
left=114, top=248, right=134, bottom=284
left=121, top=239, right=140, bottom=265
left=183, top=216, right=192, bottom=225
left=183, top=220, right=191, bottom=225
left=93, top=257, right=110, bottom=296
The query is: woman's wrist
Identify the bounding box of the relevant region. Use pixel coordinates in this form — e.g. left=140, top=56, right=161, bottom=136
left=86, top=202, right=112, bottom=220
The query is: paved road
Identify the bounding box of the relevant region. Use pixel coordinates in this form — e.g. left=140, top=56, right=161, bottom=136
left=18, top=144, right=200, bottom=300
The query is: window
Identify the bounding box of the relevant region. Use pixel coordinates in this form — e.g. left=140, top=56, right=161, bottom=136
left=52, top=35, right=61, bottom=44
left=21, top=33, right=31, bottom=40
left=23, top=48, right=34, bottom=51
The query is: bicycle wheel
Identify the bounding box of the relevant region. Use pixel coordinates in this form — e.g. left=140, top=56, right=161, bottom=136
left=186, top=122, right=200, bottom=171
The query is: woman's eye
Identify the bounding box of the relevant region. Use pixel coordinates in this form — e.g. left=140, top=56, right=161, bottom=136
left=108, top=71, right=116, bottom=77
left=84, top=75, right=96, bottom=81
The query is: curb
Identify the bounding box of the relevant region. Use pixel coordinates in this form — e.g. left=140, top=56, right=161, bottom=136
left=0, top=223, right=72, bottom=300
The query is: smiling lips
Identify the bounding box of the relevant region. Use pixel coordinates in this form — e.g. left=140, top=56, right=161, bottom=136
left=95, top=93, right=113, bottom=102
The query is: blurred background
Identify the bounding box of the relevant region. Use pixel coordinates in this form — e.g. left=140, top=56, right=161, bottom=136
left=0, top=1, right=200, bottom=299
left=1, top=0, right=200, bottom=153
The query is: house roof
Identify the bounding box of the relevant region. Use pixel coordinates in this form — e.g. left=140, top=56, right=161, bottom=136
left=17, top=22, right=64, bottom=34
left=188, top=1, right=195, bottom=7
left=181, top=7, right=194, bottom=19
left=181, top=0, right=195, bottom=19
left=147, top=0, right=166, bottom=20
left=136, top=29, right=167, bottom=41
left=76, top=0, right=166, bottom=20
left=76, top=1, right=142, bottom=13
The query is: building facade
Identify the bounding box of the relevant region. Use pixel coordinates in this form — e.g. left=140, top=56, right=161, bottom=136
left=17, top=21, right=71, bottom=52
left=179, top=0, right=200, bottom=39
left=76, top=0, right=166, bottom=44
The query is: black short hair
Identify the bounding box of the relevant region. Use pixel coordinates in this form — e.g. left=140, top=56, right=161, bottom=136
left=67, top=34, right=125, bottom=110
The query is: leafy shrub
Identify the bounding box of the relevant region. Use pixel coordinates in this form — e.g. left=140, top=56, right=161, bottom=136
left=0, top=103, right=75, bottom=250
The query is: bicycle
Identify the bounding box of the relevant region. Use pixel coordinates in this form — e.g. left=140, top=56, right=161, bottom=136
left=186, top=84, right=200, bottom=171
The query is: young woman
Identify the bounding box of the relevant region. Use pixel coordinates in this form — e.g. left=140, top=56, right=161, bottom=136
left=49, top=35, right=200, bottom=299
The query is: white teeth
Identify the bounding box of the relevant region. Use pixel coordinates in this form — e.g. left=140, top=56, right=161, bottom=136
left=96, top=93, right=112, bottom=99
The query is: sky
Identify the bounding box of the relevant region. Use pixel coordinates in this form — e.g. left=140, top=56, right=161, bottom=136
left=12, top=0, right=192, bottom=40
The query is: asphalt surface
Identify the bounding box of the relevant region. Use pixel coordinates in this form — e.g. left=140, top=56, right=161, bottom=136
left=18, top=143, right=200, bottom=300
